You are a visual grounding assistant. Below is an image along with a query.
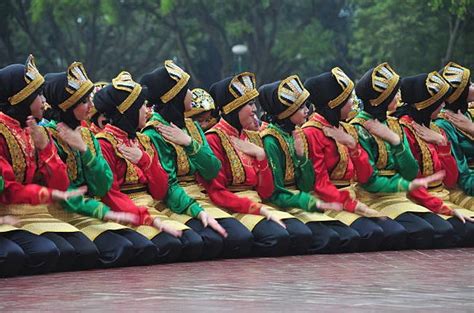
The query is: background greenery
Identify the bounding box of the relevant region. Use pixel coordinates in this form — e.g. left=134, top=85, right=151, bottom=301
left=1, top=0, right=472, bottom=88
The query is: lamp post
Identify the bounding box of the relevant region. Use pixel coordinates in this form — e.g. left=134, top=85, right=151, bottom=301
left=231, top=44, right=248, bottom=73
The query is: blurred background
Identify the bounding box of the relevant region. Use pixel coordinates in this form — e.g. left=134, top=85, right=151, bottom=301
left=1, top=0, right=473, bottom=88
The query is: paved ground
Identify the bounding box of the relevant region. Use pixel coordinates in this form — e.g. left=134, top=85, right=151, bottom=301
left=0, top=248, right=473, bottom=312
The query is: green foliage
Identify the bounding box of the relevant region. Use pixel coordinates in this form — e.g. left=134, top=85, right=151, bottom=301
left=1, top=0, right=473, bottom=87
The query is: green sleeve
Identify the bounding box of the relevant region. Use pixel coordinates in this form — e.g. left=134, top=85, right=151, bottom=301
left=80, top=135, right=113, bottom=197
left=263, top=136, right=319, bottom=212
left=0, top=175, right=4, bottom=193
left=183, top=122, right=221, bottom=180
left=355, top=125, right=411, bottom=193
left=143, top=128, right=203, bottom=218
left=61, top=196, right=111, bottom=219
left=394, top=128, right=420, bottom=181
left=295, top=153, right=315, bottom=192
left=436, top=119, right=474, bottom=196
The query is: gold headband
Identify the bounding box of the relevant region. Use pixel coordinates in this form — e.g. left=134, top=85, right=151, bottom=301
left=277, top=75, right=309, bottom=120
left=369, top=62, right=400, bottom=106
left=442, top=62, right=470, bottom=104
left=414, top=72, right=450, bottom=111
left=160, top=60, right=190, bottom=104
left=223, top=72, right=259, bottom=115
left=8, top=54, right=44, bottom=106
left=58, top=62, right=93, bottom=111
left=112, top=71, right=143, bottom=114
left=328, top=67, right=354, bottom=109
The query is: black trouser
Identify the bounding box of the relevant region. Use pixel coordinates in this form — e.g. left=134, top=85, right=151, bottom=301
left=42, top=232, right=99, bottom=271
left=2, top=230, right=59, bottom=275
left=420, top=213, right=456, bottom=249
left=370, top=217, right=408, bottom=250
left=395, top=212, right=435, bottom=249
left=92, top=231, right=135, bottom=268
left=186, top=218, right=224, bottom=260
left=448, top=219, right=474, bottom=247
left=214, top=218, right=253, bottom=259
left=152, top=228, right=203, bottom=262
left=327, top=221, right=360, bottom=253
left=251, top=219, right=290, bottom=257
left=350, top=217, right=384, bottom=252
left=305, top=222, right=341, bottom=254
left=351, top=217, right=408, bottom=251
left=115, top=229, right=158, bottom=265
left=283, top=218, right=313, bottom=255
left=0, top=235, right=25, bottom=277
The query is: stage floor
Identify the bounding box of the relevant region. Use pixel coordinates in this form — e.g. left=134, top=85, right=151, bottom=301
left=1, top=248, right=473, bottom=312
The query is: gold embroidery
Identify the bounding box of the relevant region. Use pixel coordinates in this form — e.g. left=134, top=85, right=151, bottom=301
left=81, top=128, right=97, bottom=156
left=303, top=120, right=348, bottom=180
left=185, top=119, right=203, bottom=145
left=244, top=130, right=263, bottom=147
left=207, top=128, right=246, bottom=185
left=260, top=127, right=295, bottom=185
left=48, top=128, right=78, bottom=181
left=0, top=122, right=27, bottom=182
left=145, top=119, right=190, bottom=176
left=351, top=117, right=388, bottom=170
left=96, top=132, right=139, bottom=184
left=399, top=119, right=434, bottom=176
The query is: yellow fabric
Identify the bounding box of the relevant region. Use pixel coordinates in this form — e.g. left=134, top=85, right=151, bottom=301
left=322, top=186, right=361, bottom=226
left=355, top=186, right=430, bottom=219
left=48, top=203, right=127, bottom=241
left=0, top=224, right=19, bottom=233
left=2, top=204, right=79, bottom=235
left=449, top=188, right=474, bottom=210
left=428, top=188, right=474, bottom=219
left=130, top=193, right=189, bottom=240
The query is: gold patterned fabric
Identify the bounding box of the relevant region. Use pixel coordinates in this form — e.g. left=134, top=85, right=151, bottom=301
left=449, top=188, right=474, bottom=211
left=1, top=203, right=79, bottom=235
left=128, top=192, right=190, bottom=240
left=48, top=203, right=127, bottom=240
left=355, top=186, right=430, bottom=219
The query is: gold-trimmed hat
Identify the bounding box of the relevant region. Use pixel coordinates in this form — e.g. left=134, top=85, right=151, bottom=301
left=112, top=71, right=143, bottom=114
left=57, top=62, right=94, bottom=111
left=369, top=62, right=400, bottom=106
left=441, top=62, right=471, bottom=104
left=185, top=88, right=215, bottom=118
left=328, top=67, right=354, bottom=109
left=401, top=72, right=450, bottom=111
left=8, top=54, right=45, bottom=106
left=160, top=60, right=190, bottom=103
left=224, top=72, right=259, bottom=114
left=276, top=75, right=309, bottom=119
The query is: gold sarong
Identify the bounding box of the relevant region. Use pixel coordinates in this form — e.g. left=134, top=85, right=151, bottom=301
left=448, top=188, right=474, bottom=210
left=48, top=202, right=128, bottom=241
left=2, top=204, right=79, bottom=235
left=355, top=187, right=430, bottom=219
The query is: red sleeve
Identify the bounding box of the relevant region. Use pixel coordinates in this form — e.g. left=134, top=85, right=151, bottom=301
left=303, top=127, right=357, bottom=212
left=36, top=133, right=70, bottom=191
left=349, top=144, right=373, bottom=184
left=99, top=139, right=153, bottom=226
left=0, top=138, right=53, bottom=205
left=197, top=133, right=262, bottom=215
left=437, top=130, right=458, bottom=188
left=137, top=145, right=168, bottom=201
left=255, top=157, right=274, bottom=200
left=403, top=127, right=454, bottom=215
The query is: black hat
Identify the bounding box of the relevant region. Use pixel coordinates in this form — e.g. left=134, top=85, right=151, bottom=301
left=304, top=67, right=353, bottom=126
left=273, top=75, right=309, bottom=120
left=0, top=55, right=45, bottom=126
left=140, top=60, right=190, bottom=128
left=44, top=62, right=93, bottom=112
left=140, top=60, right=190, bottom=105
left=355, top=62, right=400, bottom=121
left=258, top=82, right=279, bottom=123
left=210, top=72, right=259, bottom=131
left=94, top=71, right=147, bottom=138
left=400, top=72, right=450, bottom=125
left=0, top=54, right=44, bottom=107
left=441, top=62, right=471, bottom=113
